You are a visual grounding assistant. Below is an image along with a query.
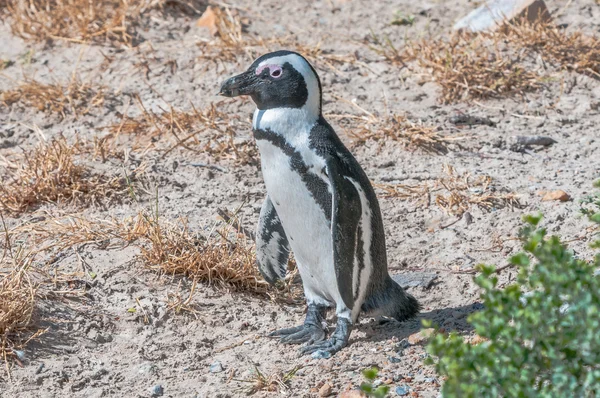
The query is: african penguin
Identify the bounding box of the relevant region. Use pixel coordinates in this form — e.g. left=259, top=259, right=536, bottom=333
left=219, top=50, right=420, bottom=355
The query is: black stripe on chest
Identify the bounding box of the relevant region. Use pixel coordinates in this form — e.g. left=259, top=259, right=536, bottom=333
left=254, top=128, right=332, bottom=221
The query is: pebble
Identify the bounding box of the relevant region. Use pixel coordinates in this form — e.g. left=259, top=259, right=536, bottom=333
left=209, top=362, right=224, bottom=373
left=339, top=390, right=363, bottom=398
left=13, top=350, right=26, bottom=361
left=318, top=383, right=333, bottom=397
left=150, top=384, right=164, bottom=397
left=389, top=356, right=401, bottom=363
left=311, top=350, right=332, bottom=360
left=395, top=385, right=410, bottom=396
left=407, top=328, right=435, bottom=345
left=542, top=190, right=570, bottom=202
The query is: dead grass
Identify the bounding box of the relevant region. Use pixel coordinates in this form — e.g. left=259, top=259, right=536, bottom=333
left=131, top=210, right=284, bottom=295
left=14, top=208, right=300, bottom=300
left=400, top=21, right=599, bottom=103
left=502, top=21, right=600, bottom=79
left=0, top=249, right=42, bottom=374
left=4, top=0, right=150, bottom=46
left=333, top=99, right=465, bottom=153
left=234, top=365, right=301, bottom=395
left=1, top=75, right=107, bottom=119
left=108, top=99, right=256, bottom=164
left=406, top=33, right=543, bottom=104
left=0, top=136, right=137, bottom=214
left=377, top=165, right=522, bottom=216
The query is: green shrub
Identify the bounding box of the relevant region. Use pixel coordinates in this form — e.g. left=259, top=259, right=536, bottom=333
left=360, top=367, right=390, bottom=398
left=427, top=183, right=600, bottom=397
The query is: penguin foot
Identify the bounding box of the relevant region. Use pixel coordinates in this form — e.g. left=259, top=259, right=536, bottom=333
left=272, top=324, right=326, bottom=345
left=268, top=304, right=327, bottom=345
left=300, top=317, right=351, bottom=355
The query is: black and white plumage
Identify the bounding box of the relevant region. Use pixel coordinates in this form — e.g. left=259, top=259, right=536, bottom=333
left=220, top=51, right=420, bottom=355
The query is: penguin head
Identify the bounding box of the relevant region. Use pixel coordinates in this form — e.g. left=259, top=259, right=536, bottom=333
left=219, top=50, right=322, bottom=116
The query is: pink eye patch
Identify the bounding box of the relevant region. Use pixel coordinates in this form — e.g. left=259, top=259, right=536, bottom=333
left=256, top=64, right=283, bottom=78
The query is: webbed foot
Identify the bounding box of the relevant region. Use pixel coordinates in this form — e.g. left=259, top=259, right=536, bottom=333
left=269, top=304, right=327, bottom=345
left=301, top=317, right=350, bottom=355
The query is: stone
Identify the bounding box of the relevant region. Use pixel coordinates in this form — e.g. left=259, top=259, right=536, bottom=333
left=542, top=190, right=570, bottom=202
left=454, top=0, right=551, bottom=33
left=395, top=385, right=410, bottom=396
left=319, top=383, right=333, bottom=397
left=391, top=273, right=438, bottom=289
left=407, top=328, right=435, bottom=345
left=339, top=390, right=364, bottom=398
left=150, top=384, right=164, bottom=397
left=209, top=362, right=224, bottom=373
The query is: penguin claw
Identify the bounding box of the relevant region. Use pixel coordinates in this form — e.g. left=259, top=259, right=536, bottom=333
left=301, top=317, right=351, bottom=356
left=268, top=325, right=305, bottom=337
left=300, top=336, right=346, bottom=355
left=272, top=324, right=326, bottom=345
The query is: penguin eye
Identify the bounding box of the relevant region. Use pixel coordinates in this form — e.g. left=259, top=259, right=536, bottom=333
left=270, top=67, right=282, bottom=78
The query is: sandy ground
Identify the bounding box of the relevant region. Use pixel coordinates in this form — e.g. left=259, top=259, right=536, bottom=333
left=1, top=0, right=600, bottom=397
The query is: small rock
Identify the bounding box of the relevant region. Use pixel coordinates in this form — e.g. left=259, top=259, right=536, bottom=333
left=407, top=328, right=435, bottom=345
left=319, top=383, right=333, bottom=397
left=311, top=350, right=332, bottom=360
left=395, top=385, right=410, bottom=396
left=209, top=362, right=224, bottom=373
left=339, top=390, right=364, bottom=398
left=138, top=362, right=156, bottom=374
left=424, top=377, right=437, bottom=383
left=35, top=363, right=45, bottom=375
left=389, top=356, right=401, bottom=363
left=150, top=384, right=164, bottom=397
left=64, top=357, right=81, bottom=368
left=13, top=350, right=26, bottom=361
left=541, top=190, right=570, bottom=202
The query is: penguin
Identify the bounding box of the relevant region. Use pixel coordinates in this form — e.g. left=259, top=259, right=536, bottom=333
left=219, top=51, right=420, bottom=355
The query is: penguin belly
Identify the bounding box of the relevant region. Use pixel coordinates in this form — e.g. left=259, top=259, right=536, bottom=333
left=257, top=139, right=344, bottom=311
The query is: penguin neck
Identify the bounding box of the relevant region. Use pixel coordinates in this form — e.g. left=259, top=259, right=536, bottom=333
left=253, top=106, right=320, bottom=140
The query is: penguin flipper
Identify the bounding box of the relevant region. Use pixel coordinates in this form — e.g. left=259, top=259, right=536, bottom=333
left=326, top=157, right=362, bottom=311
left=256, top=195, right=291, bottom=285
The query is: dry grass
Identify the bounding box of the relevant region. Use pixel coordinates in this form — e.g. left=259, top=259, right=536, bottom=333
left=14, top=209, right=299, bottom=300
left=1, top=75, right=107, bottom=119
left=131, top=210, right=279, bottom=294
left=378, top=165, right=522, bottom=217
left=401, top=21, right=599, bottom=103
left=406, top=33, right=543, bottom=104
left=4, top=0, right=151, bottom=46
left=434, top=165, right=522, bottom=216
left=334, top=99, right=465, bottom=153
left=0, top=248, right=42, bottom=373
left=109, top=99, right=256, bottom=164
left=0, top=136, right=136, bottom=214
left=235, top=365, right=301, bottom=395
left=502, top=21, right=600, bottom=79
left=0, top=216, right=92, bottom=376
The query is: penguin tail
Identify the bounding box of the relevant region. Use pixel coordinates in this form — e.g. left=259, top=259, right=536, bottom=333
left=361, top=277, right=421, bottom=322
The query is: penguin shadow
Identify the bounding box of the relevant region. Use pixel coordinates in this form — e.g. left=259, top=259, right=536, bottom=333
left=353, top=302, right=483, bottom=344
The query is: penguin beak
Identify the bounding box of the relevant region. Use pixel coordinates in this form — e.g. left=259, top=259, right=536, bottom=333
left=219, top=70, right=259, bottom=97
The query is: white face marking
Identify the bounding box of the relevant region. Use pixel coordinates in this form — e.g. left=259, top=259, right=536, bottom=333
left=252, top=54, right=321, bottom=137
left=345, top=177, right=373, bottom=322
left=256, top=54, right=321, bottom=117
